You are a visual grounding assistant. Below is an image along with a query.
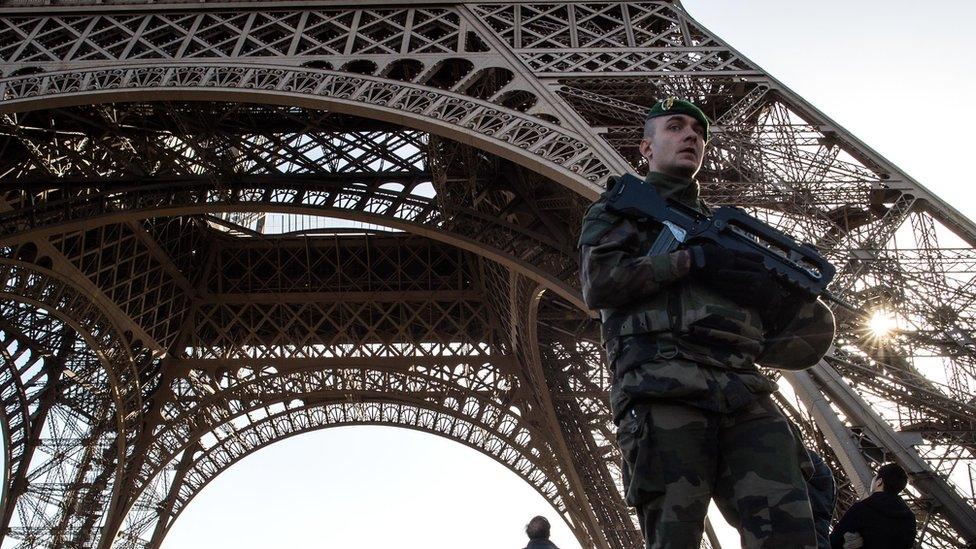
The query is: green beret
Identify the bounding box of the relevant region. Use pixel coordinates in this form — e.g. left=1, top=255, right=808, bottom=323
left=645, top=97, right=710, bottom=139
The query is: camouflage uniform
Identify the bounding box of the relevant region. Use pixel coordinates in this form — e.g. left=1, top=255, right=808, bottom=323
left=579, top=171, right=835, bottom=549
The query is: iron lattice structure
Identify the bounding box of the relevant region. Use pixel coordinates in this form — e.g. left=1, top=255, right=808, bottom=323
left=0, top=1, right=973, bottom=548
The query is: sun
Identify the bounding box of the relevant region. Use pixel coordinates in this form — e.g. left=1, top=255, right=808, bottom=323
left=867, top=309, right=897, bottom=340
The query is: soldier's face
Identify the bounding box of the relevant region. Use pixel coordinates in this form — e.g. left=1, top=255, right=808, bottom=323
left=639, top=114, right=706, bottom=179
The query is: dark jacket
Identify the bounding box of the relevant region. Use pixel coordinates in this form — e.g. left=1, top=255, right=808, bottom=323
left=807, top=450, right=837, bottom=549
left=523, top=539, right=560, bottom=549
left=829, top=491, right=916, bottom=549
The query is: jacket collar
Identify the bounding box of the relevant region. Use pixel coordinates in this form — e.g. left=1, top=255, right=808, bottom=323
left=645, top=171, right=700, bottom=206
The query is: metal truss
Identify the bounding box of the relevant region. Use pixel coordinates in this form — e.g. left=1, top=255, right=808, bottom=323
left=0, top=2, right=973, bottom=548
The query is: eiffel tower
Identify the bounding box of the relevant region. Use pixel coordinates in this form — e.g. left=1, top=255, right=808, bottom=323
left=0, top=1, right=974, bottom=547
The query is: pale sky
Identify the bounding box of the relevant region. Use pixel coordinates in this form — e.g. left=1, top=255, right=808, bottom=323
left=161, top=2, right=976, bottom=548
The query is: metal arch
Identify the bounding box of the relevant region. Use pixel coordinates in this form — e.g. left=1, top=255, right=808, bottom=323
left=0, top=307, right=73, bottom=523
left=113, top=366, right=578, bottom=548
left=119, top=234, right=628, bottom=547
left=0, top=261, right=142, bottom=421
left=0, top=64, right=614, bottom=196
left=0, top=263, right=142, bottom=549
left=128, top=409, right=567, bottom=549
left=134, top=362, right=546, bottom=503
left=520, top=281, right=621, bottom=547
left=0, top=188, right=585, bottom=309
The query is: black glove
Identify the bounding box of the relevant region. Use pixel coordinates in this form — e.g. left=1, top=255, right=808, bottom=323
left=687, top=242, right=777, bottom=307
left=761, top=286, right=810, bottom=333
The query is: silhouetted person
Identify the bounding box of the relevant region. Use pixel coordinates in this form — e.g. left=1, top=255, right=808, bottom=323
left=523, top=516, right=560, bottom=549
left=829, top=462, right=916, bottom=549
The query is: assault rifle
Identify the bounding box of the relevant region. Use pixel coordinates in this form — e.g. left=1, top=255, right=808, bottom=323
left=605, top=173, right=836, bottom=299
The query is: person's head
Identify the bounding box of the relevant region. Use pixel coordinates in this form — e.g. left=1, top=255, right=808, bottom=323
left=871, top=462, right=909, bottom=494
left=525, top=516, right=551, bottom=540
left=639, top=98, right=710, bottom=179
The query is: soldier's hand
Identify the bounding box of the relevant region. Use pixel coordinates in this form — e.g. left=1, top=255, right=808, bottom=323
left=688, top=242, right=775, bottom=304
left=842, top=532, right=864, bottom=549
left=689, top=242, right=764, bottom=274
left=759, top=284, right=811, bottom=332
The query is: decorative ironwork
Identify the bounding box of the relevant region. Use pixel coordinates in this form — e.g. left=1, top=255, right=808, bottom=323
left=0, top=2, right=973, bottom=548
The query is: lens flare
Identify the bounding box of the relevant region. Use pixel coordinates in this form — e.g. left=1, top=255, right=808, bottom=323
left=868, top=309, right=897, bottom=339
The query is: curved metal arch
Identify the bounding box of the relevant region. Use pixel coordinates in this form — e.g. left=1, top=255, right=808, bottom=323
left=0, top=64, right=612, bottom=196
left=116, top=366, right=575, bottom=547
left=0, top=303, right=69, bottom=517
left=0, top=261, right=141, bottom=433
left=135, top=363, right=554, bottom=498
left=0, top=409, right=10, bottom=519
left=0, top=295, right=134, bottom=448
left=120, top=401, right=576, bottom=549
left=522, top=285, right=636, bottom=545
left=0, top=313, right=39, bottom=514
left=0, top=261, right=142, bottom=547
left=0, top=186, right=585, bottom=309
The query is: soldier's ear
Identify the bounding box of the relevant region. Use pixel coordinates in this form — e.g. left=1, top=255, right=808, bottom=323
left=638, top=139, right=653, bottom=162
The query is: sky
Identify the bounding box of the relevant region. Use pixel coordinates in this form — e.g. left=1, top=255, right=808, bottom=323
left=157, top=1, right=976, bottom=548
left=684, top=0, right=976, bottom=215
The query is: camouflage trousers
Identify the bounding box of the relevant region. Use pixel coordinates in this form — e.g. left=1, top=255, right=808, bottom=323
left=618, top=396, right=817, bottom=549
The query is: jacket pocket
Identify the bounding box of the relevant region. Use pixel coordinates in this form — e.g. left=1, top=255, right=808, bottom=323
left=616, top=405, right=664, bottom=507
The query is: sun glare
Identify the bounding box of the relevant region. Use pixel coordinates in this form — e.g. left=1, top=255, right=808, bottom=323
left=867, top=309, right=897, bottom=339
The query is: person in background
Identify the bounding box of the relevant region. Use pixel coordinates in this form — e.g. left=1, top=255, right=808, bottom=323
left=522, top=516, right=560, bottom=549
left=806, top=449, right=837, bottom=549
left=829, top=462, right=917, bottom=549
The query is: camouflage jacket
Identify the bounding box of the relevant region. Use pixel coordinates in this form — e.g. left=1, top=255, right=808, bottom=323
left=579, top=172, right=835, bottom=418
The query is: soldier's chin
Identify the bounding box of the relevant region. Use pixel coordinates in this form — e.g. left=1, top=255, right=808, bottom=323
left=669, top=160, right=700, bottom=178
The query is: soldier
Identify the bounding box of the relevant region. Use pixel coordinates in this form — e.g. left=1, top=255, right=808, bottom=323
left=578, top=98, right=835, bottom=548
